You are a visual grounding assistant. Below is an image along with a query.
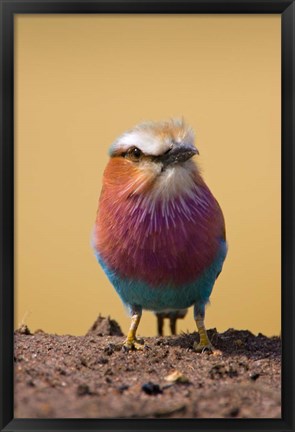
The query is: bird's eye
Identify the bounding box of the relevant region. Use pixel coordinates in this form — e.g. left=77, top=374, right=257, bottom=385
left=126, top=147, right=142, bottom=161
left=131, top=147, right=142, bottom=158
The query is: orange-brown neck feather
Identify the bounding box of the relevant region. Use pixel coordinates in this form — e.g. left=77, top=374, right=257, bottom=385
left=102, top=157, right=156, bottom=199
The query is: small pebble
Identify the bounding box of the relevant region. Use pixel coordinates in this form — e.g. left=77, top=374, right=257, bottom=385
left=141, top=382, right=162, bottom=395
left=97, top=356, right=109, bottom=365
left=104, top=344, right=116, bottom=355
left=229, top=407, right=240, bottom=417
left=77, top=384, right=91, bottom=396
left=164, top=370, right=190, bottom=384
left=26, top=379, right=35, bottom=387
left=250, top=372, right=260, bottom=381
left=117, top=384, right=129, bottom=393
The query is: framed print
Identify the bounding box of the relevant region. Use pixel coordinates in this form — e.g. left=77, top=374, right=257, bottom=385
left=0, top=0, right=294, bottom=431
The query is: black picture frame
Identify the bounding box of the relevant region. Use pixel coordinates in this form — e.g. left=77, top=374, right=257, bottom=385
left=0, top=0, right=294, bottom=431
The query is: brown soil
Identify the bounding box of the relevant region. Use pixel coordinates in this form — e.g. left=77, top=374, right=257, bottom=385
left=14, top=316, right=281, bottom=419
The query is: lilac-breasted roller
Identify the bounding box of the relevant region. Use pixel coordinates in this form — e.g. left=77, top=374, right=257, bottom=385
left=93, top=119, right=227, bottom=352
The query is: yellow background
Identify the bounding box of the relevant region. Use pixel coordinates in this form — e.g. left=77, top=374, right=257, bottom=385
left=15, top=15, right=281, bottom=337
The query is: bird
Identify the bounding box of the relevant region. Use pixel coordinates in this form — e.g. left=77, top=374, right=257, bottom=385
left=155, top=309, right=188, bottom=336
left=93, top=118, right=227, bottom=352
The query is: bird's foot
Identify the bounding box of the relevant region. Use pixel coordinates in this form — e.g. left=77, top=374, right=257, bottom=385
left=193, top=341, right=214, bottom=353
left=123, top=337, right=145, bottom=351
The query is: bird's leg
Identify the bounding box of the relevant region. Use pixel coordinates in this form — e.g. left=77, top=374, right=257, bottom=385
left=157, top=314, right=164, bottom=337
left=193, top=305, right=213, bottom=353
left=123, top=305, right=144, bottom=350
left=170, top=317, right=177, bottom=336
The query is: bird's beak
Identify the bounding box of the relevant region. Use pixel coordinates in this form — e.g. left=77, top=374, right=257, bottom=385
left=158, top=145, right=199, bottom=167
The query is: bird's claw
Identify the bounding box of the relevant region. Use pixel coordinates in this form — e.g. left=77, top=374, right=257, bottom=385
left=122, top=338, right=145, bottom=351
left=193, top=341, right=214, bottom=353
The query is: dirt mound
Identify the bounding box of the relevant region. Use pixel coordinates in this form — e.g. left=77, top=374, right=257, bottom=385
left=14, top=320, right=281, bottom=419
left=86, top=315, right=124, bottom=337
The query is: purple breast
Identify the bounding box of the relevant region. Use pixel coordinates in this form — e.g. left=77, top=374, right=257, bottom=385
left=96, top=185, right=225, bottom=288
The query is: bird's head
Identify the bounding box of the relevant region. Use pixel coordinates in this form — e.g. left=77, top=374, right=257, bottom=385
left=103, top=119, right=200, bottom=200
